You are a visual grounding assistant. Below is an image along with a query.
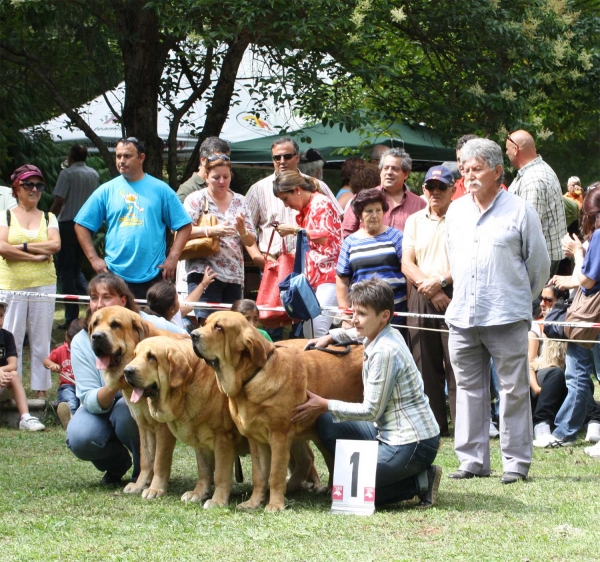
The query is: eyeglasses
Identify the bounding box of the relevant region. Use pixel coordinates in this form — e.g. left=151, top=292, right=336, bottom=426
left=118, top=136, right=145, bottom=154
left=541, top=296, right=555, bottom=303
left=272, top=153, right=296, bottom=162
left=20, top=181, right=46, bottom=191
left=507, top=134, right=518, bottom=148
left=206, top=153, right=231, bottom=163
left=423, top=182, right=449, bottom=192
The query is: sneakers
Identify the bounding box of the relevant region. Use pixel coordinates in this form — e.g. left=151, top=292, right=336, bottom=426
left=584, top=442, right=600, bottom=458
left=19, top=415, right=46, bottom=432
left=585, top=422, right=600, bottom=443
left=533, top=434, right=575, bottom=448
left=57, top=402, right=72, bottom=430
left=534, top=422, right=551, bottom=441
left=489, top=421, right=499, bottom=439
left=417, top=465, right=442, bottom=508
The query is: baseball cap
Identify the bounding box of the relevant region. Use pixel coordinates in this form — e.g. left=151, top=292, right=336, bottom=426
left=10, top=164, right=45, bottom=183
left=0, top=298, right=8, bottom=310
left=424, top=165, right=454, bottom=185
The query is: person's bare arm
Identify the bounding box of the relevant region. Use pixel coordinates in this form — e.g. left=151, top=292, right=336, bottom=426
left=75, top=224, right=107, bottom=273
left=49, top=196, right=65, bottom=217
left=26, top=226, right=61, bottom=255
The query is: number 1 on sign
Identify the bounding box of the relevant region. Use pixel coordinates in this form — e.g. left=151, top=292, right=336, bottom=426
left=350, top=451, right=359, bottom=497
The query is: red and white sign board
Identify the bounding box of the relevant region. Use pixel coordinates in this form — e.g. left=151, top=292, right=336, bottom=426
left=331, top=439, right=378, bottom=516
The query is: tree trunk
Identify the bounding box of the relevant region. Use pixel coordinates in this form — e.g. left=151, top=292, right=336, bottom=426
left=181, top=34, right=250, bottom=183
left=114, top=1, right=175, bottom=180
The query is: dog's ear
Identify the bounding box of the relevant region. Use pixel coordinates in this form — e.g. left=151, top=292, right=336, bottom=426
left=132, top=315, right=151, bottom=343
left=166, top=345, right=191, bottom=388
left=242, top=327, right=273, bottom=367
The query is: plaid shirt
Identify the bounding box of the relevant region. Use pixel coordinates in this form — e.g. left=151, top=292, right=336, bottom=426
left=509, top=156, right=566, bottom=261
left=328, top=325, right=439, bottom=446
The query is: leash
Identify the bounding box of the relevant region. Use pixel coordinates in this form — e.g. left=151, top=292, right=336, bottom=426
left=302, top=341, right=361, bottom=356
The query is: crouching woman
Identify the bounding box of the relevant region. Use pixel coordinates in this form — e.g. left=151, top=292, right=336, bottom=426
left=292, top=278, right=442, bottom=508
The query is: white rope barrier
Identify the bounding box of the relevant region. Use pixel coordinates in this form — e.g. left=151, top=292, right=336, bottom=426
left=2, top=289, right=600, bottom=345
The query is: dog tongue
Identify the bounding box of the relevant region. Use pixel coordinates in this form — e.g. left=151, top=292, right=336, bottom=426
left=96, top=356, right=110, bottom=370
left=130, top=387, right=144, bottom=404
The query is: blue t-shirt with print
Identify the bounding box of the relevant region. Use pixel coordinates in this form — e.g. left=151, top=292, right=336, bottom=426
left=75, top=174, right=191, bottom=283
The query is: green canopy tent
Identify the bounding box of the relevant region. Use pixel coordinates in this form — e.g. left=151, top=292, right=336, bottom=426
left=229, top=122, right=455, bottom=171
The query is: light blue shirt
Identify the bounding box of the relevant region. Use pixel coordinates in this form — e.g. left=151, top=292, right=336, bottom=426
left=74, top=173, right=191, bottom=283
left=72, top=311, right=187, bottom=414
left=445, top=189, right=550, bottom=328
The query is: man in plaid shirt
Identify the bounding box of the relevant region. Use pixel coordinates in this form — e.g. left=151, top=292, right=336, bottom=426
left=506, top=130, right=566, bottom=276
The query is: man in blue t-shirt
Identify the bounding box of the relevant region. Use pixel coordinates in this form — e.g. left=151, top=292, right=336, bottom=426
left=75, top=138, right=192, bottom=298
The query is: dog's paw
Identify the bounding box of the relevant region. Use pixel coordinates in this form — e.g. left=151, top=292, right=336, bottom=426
left=141, top=487, right=165, bottom=500
left=203, top=498, right=228, bottom=509
left=181, top=490, right=209, bottom=503
left=265, top=502, right=286, bottom=513
left=123, top=482, right=147, bottom=495
left=236, top=500, right=263, bottom=511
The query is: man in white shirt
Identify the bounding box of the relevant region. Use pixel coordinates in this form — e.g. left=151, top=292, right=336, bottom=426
left=445, top=139, right=549, bottom=484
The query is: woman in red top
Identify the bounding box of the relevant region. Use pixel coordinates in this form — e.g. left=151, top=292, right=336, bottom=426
left=273, top=171, right=342, bottom=337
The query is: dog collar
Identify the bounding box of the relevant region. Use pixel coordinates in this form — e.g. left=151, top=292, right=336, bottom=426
left=243, top=348, right=275, bottom=387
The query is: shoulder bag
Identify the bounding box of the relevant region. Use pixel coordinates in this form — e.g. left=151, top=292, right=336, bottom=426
left=255, top=230, right=295, bottom=328
left=564, top=287, right=600, bottom=349
left=179, top=196, right=220, bottom=260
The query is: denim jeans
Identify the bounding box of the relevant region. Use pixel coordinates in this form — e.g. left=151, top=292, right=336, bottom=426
left=553, top=340, right=596, bottom=441
left=316, top=412, right=439, bottom=507
left=57, top=384, right=80, bottom=415
left=66, top=396, right=140, bottom=479
left=187, top=274, right=243, bottom=320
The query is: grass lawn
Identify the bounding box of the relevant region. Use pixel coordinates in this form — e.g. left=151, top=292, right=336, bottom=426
left=3, top=305, right=599, bottom=561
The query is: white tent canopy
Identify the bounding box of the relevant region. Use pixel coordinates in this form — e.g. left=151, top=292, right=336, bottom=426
left=40, top=48, right=303, bottom=158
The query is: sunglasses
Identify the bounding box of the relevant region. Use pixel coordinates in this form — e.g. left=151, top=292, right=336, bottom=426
left=424, top=182, right=449, bottom=192
left=20, top=181, right=46, bottom=191
left=272, top=153, right=296, bottom=162
left=206, top=153, right=231, bottom=163
left=541, top=296, right=555, bottom=303
left=507, top=134, right=518, bottom=148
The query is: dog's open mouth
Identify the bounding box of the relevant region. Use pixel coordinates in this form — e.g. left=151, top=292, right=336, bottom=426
left=130, top=383, right=158, bottom=404
left=95, top=349, right=123, bottom=371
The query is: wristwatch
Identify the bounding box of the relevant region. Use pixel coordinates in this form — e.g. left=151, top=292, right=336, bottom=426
left=439, top=276, right=447, bottom=288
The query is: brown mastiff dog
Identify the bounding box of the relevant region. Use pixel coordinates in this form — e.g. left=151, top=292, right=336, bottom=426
left=123, top=336, right=243, bottom=507
left=191, top=311, right=364, bottom=512
left=89, top=306, right=188, bottom=499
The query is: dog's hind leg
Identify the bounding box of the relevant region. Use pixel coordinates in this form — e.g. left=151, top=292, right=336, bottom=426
left=287, top=440, right=320, bottom=492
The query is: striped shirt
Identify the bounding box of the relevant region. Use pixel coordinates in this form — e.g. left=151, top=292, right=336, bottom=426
left=336, top=227, right=406, bottom=306
left=328, top=325, right=440, bottom=446
left=508, top=156, right=566, bottom=262
left=245, top=172, right=343, bottom=257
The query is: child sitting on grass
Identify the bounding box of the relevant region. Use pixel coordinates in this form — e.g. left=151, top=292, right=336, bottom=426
left=43, top=319, right=86, bottom=429
left=0, top=298, right=45, bottom=431
left=145, top=266, right=217, bottom=330
left=231, top=299, right=273, bottom=342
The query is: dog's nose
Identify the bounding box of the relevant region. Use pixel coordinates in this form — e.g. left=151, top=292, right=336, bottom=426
left=123, top=365, right=135, bottom=382
left=91, top=332, right=102, bottom=341
left=190, top=331, right=200, bottom=343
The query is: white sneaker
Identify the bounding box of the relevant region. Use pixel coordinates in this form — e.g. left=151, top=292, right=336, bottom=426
left=585, top=422, right=600, bottom=443
left=19, top=416, right=45, bottom=432
left=533, top=434, right=574, bottom=448
left=489, top=421, right=499, bottom=438
left=534, top=422, right=551, bottom=441
left=584, top=442, right=600, bottom=458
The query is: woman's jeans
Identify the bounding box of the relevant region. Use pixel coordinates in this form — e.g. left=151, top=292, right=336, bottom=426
left=57, top=384, right=80, bottom=415
left=553, top=340, right=597, bottom=441
left=66, top=396, right=140, bottom=479
left=187, top=274, right=243, bottom=321
left=317, top=412, right=439, bottom=506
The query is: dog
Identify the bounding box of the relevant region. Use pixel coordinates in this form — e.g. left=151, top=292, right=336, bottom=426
left=192, top=311, right=364, bottom=512
left=89, top=306, right=188, bottom=499
left=123, top=336, right=243, bottom=507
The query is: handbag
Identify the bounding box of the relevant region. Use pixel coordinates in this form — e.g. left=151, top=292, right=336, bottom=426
left=543, top=301, right=569, bottom=340
left=279, top=229, right=321, bottom=322
left=564, top=288, right=600, bottom=349
left=179, top=196, right=220, bottom=260
left=255, top=230, right=295, bottom=328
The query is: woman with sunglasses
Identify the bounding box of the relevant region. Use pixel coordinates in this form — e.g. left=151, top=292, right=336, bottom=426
left=0, top=165, right=60, bottom=397
left=336, top=188, right=406, bottom=334
left=183, top=154, right=255, bottom=323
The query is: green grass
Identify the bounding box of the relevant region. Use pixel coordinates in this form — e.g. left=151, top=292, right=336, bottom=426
left=1, top=429, right=600, bottom=561
left=6, top=306, right=600, bottom=560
